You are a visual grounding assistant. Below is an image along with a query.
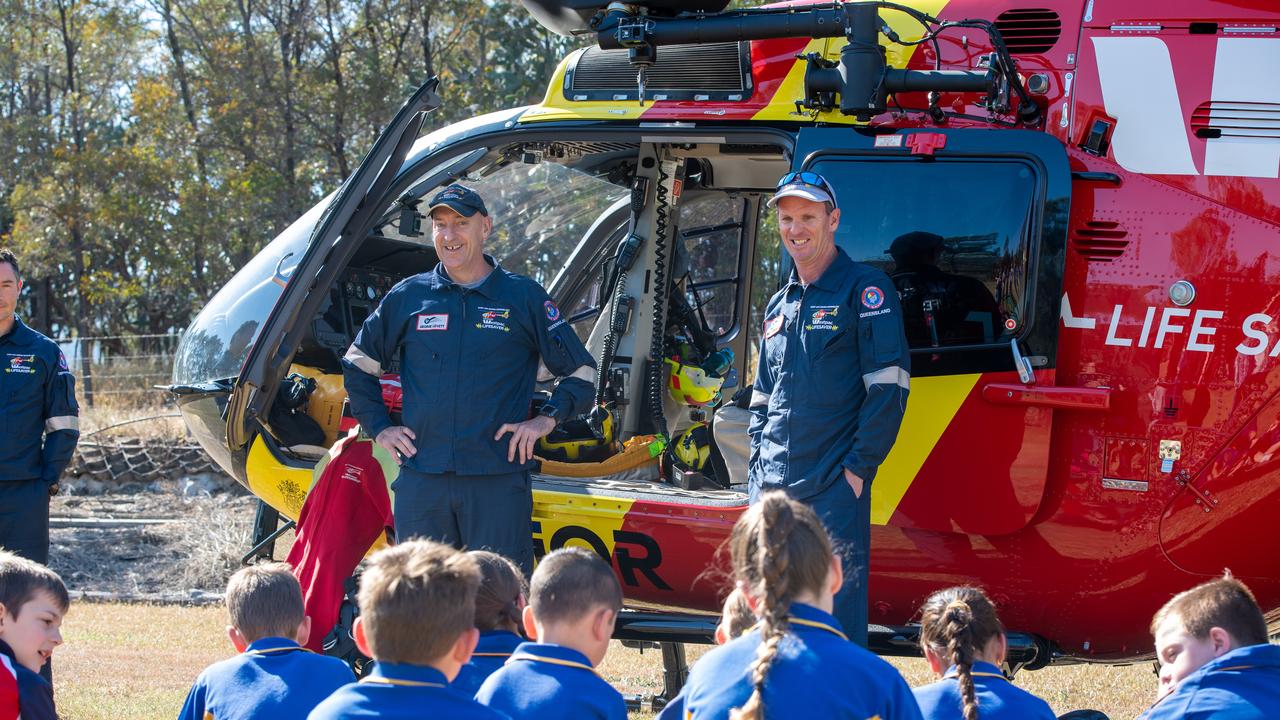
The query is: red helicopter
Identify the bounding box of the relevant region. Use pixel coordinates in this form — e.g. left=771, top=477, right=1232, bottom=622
left=169, top=0, right=1280, bottom=682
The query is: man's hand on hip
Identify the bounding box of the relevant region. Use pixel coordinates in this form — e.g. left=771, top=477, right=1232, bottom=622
left=844, top=468, right=865, bottom=499
left=495, top=415, right=557, bottom=465
left=376, top=426, right=417, bottom=465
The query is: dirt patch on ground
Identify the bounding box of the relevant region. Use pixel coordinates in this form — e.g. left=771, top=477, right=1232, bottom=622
left=49, top=480, right=261, bottom=597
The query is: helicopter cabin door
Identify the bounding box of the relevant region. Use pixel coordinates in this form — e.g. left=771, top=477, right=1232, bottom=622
left=788, top=128, right=1075, bottom=535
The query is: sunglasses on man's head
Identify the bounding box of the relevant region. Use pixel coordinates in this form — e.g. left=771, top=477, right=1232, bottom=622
left=776, top=171, right=831, bottom=190
left=775, top=171, right=838, bottom=208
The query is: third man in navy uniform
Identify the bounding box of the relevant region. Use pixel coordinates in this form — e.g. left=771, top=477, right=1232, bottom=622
left=748, top=172, right=911, bottom=646
left=342, top=185, right=595, bottom=575
left=0, top=248, right=80, bottom=566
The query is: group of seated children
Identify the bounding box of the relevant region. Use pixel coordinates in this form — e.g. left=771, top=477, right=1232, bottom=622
left=3, top=491, right=1278, bottom=719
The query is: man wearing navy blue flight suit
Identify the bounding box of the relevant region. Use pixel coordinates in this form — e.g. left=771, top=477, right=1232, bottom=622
left=0, top=249, right=80, bottom=566
left=342, top=186, right=595, bottom=575
left=748, top=172, right=910, bottom=647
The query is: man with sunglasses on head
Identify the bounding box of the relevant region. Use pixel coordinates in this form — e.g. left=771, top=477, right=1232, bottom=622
left=747, top=171, right=910, bottom=647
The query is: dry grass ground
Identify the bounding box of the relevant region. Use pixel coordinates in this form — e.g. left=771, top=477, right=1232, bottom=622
left=56, top=602, right=1156, bottom=720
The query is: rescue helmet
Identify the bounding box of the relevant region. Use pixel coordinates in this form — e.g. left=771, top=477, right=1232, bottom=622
left=673, top=422, right=713, bottom=471
left=665, top=358, right=724, bottom=407
left=537, top=410, right=616, bottom=463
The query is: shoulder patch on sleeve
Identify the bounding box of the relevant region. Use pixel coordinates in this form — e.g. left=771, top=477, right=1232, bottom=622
left=861, top=285, right=885, bottom=310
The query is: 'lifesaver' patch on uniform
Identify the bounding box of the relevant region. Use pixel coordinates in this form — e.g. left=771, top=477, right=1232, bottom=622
left=416, top=313, right=449, bottom=331
left=807, top=305, right=840, bottom=332
left=6, top=353, right=36, bottom=374
left=861, top=286, right=885, bottom=310
left=544, top=300, right=561, bottom=322
left=764, top=314, right=784, bottom=339
left=477, top=306, right=512, bottom=332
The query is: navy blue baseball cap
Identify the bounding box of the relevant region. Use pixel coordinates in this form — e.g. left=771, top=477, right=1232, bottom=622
left=427, top=184, right=489, bottom=217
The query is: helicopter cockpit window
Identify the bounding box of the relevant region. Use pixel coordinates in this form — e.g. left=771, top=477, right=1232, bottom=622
left=677, top=194, right=746, bottom=338
left=445, top=161, right=629, bottom=287
left=808, top=158, right=1036, bottom=349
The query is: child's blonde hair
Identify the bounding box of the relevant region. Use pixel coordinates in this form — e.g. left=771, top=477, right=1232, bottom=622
left=729, top=492, right=833, bottom=720
left=358, top=540, right=480, bottom=664
left=719, top=587, right=754, bottom=641
left=225, top=563, right=305, bottom=642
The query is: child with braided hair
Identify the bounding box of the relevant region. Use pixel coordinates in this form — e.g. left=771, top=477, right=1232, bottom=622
left=452, top=551, right=528, bottom=697
left=912, top=587, right=1054, bottom=720
left=672, top=491, right=922, bottom=720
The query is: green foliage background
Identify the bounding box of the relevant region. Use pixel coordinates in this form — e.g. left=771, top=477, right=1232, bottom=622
left=0, top=0, right=579, bottom=338
left=0, top=1, right=771, bottom=339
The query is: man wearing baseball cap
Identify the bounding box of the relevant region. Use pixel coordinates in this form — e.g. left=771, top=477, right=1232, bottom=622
left=747, top=171, right=911, bottom=646
left=342, top=184, right=596, bottom=574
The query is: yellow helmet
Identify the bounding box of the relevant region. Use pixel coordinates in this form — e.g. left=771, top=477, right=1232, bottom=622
left=537, top=410, right=616, bottom=463
left=665, top=358, right=724, bottom=407
left=673, top=422, right=712, bottom=471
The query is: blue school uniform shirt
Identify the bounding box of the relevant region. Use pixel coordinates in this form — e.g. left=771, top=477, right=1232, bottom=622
left=675, top=603, right=923, bottom=720
left=453, top=630, right=523, bottom=697
left=474, top=642, right=627, bottom=720
left=308, top=661, right=509, bottom=720
left=913, top=660, right=1054, bottom=720
left=178, top=636, right=354, bottom=720
left=1138, top=643, right=1280, bottom=720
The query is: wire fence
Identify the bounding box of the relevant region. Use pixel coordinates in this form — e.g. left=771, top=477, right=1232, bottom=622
left=56, top=333, right=183, bottom=408
left=43, top=333, right=238, bottom=484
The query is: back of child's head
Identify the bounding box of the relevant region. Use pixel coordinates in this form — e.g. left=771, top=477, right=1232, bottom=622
left=528, top=547, right=621, bottom=626
left=359, top=539, right=480, bottom=665
left=918, top=586, right=1004, bottom=720
left=469, top=550, right=527, bottom=634
left=1151, top=572, right=1267, bottom=648
left=728, top=491, right=833, bottom=720
left=0, top=550, right=69, bottom=619
left=225, top=562, right=305, bottom=642
left=717, top=587, right=755, bottom=643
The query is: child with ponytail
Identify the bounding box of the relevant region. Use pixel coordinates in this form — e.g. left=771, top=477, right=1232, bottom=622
left=674, top=491, right=922, bottom=720
left=913, top=587, right=1054, bottom=720
left=452, top=551, right=527, bottom=697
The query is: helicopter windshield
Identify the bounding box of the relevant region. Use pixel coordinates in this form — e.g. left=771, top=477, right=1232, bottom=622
left=420, top=160, right=630, bottom=287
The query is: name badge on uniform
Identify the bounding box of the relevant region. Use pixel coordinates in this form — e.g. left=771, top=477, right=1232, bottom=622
left=416, top=313, right=449, bottom=331
left=764, top=314, right=784, bottom=339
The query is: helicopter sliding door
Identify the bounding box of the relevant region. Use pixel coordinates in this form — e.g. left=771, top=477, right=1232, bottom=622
left=791, top=128, right=1073, bottom=535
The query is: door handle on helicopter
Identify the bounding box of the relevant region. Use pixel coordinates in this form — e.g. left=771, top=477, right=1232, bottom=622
left=1010, top=338, right=1035, bottom=384
left=981, top=383, right=1111, bottom=411
left=983, top=339, right=1112, bottom=411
